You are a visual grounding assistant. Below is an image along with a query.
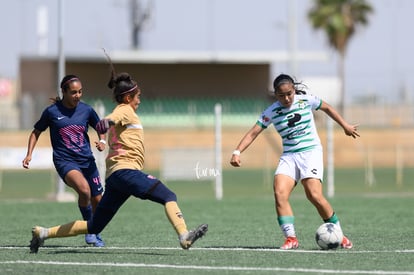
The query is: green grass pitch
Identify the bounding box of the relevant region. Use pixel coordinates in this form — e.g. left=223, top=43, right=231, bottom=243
left=0, top=168, right=413, bottom=274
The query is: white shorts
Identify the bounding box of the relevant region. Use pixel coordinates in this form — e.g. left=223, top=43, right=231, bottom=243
left=275, top=147, right=324, bottom=182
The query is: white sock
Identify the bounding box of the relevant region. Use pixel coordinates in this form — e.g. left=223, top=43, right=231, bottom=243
left=280, top=223, right=296, bottom=238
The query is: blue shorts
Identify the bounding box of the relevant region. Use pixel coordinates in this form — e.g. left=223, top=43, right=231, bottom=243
left=87, top=169, right=177, bottom=234
left=104, top=169, right=176, bottom=202
left=54, top=158, right=103, bottom=197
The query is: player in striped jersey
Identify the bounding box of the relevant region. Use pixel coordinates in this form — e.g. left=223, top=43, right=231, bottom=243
left=230, top=74, right=359, bottom=250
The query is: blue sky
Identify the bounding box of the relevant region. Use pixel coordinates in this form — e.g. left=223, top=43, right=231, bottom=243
left=1, top=0, right=413, bottom=103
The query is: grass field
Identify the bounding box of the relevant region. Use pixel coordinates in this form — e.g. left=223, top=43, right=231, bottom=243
left=2, top=167, right=414, bottom=200
left=0, top=169, right=414, bottom=274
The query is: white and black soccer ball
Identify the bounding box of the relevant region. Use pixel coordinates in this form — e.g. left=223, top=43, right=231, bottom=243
left=315, top=222, right=343, bottom=250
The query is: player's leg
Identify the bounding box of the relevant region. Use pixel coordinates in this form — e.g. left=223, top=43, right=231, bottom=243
left=64, top=169, right=92, bottom=208
left=89, top=194, right=105, bottom=246
left=83, top=161, right=104, bottom=211
left=87, top=172, right=130, bottom=235
left=302, top=178, right=334, bottom=219
left=274, top=174, right=298, bottom=249
left=56, top=162, right=93, bottom=223
left=30, top=182, right=128, bottom=253
left=124, top=170, right=208, bottom=249
left=147, top=182, right=208, bottom=249
left=90, top=194, right=102, bottom=212
left=83, top=162, right=105, bottom=247
left=302, top=179, right=353, bottom=248
left=63, top=169, right=103, bottom=246
left=300, top=148, right=353, bottom=249
left=30, top=220, right=88, bottom=253
left=274, top=154, right=299, bottom=249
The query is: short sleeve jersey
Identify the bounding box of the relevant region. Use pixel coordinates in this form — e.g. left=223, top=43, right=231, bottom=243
left=34, top=101, right=100, bottom=164
left=256, top=94, right=323, bottom=153
left=105, top=104, right=145, bottom=178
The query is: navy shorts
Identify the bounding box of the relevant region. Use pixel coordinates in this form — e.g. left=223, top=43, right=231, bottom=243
left=104, top=169, right=176, bottom=203
left=87, top=169, right=177, bottom=234
left=54, top=158, right=103, bottom=197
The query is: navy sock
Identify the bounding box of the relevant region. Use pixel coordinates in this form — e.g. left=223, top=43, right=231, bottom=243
left=79, top=204, right=92, bottom=221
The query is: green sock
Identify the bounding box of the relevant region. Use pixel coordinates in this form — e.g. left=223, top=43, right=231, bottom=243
left=324, top=212, right=339, bottom=224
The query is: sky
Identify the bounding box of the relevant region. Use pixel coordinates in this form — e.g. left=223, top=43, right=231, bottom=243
left=1, top=0, right=413, bottom=103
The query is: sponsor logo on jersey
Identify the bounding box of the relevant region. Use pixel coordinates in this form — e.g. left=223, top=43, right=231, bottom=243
left=287, top=129, right=306, bottom=140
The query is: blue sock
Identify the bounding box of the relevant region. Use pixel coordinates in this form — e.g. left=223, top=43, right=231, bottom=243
left=79, top=204, right=92, bottom=221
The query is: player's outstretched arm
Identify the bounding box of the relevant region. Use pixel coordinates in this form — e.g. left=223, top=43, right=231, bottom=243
left=22, top=129, right=42, bottom=169
left=230, top=124, right=264, bottom=167
left=319, top=101, right=360, bottom=139
left=95, top=119, right=115, bottom=135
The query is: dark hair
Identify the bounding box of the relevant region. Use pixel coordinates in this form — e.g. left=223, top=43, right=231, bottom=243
left=108, top=73, right=139, bottom=103
left=273, top=74, right=306, bottom=95
left=60, top=75, right=80, bottom=91
left=103, top=49, right=140, bottom=103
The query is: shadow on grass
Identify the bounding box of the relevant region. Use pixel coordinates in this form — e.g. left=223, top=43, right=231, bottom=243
left=0, top=245, right=172, bottom=256
left=48, top=248, right=170, bottom=256
left=203, top=245, right=322, bottom=251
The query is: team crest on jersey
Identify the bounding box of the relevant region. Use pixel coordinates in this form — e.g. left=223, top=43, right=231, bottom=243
left=297, top=100, right=306, bottom=109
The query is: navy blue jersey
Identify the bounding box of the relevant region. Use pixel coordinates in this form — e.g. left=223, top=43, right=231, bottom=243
left=34, top=101, right=100, bottom=164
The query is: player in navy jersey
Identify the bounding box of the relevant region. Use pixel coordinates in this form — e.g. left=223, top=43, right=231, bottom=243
left=230, top=74, right=359, bottom=250
left=22, top=75, right=107, bottom=247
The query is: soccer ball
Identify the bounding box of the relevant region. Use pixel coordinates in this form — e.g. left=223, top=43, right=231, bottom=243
left=315, top=223, right=343, bottom=250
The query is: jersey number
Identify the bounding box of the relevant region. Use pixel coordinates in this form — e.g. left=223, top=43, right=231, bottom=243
left=287, top=113, right=302, bottom=127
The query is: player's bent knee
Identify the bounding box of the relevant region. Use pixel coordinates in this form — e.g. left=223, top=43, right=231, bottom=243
left=148, top=181, right=177, bottom=204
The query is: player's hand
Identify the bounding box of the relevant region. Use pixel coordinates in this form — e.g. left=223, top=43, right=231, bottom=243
left=344, top=123, right=360, bottom=139
left=95, top=141, right=106, bottom=152
left=230, top=154, right=241, bottom=167
left=22, top=156, right=31, bottom=169
left=96, top=119, right=114, bottom=134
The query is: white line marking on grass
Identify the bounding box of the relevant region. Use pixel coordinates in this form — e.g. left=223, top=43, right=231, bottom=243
left=1, top=246, right=414, bottom=254
left=1, top=261, right=414, bottom=275
left=117, top=246, right=414, bottom=254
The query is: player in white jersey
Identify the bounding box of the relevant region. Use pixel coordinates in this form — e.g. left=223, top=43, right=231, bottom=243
left=230, top=74, right=359, bottom=250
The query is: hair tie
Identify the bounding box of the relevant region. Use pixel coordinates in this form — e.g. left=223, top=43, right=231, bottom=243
left=62, top=77, right=79, bottom=88
left=119, top=84, right=138, bottom=95
left=274, top=79, right=293, bottom=88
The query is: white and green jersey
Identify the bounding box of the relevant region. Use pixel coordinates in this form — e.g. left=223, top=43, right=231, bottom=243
left=257, top=94, right=323, bottom=153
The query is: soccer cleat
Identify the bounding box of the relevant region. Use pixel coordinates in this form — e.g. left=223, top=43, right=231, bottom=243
left=280, top=236, right=299, bottom=250
left=341, top=235, right=353, bottom=249
left=30, top=226, right=48, bottom=253
left=179, top=224, right=208, bottom=249
left=85, top=234, right=97, bottom=245
left=85, top=234, right=105, bottom=247
left=94, top=234, right=105, bottom=247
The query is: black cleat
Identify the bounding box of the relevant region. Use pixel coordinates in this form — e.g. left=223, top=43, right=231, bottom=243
left=179, top=224, right=208, bottom=249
